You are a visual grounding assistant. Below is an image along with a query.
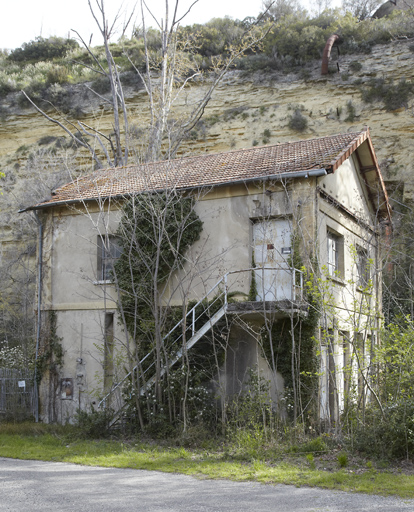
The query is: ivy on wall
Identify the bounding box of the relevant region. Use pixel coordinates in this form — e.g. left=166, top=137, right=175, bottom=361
left=114, top=191, right=203, bottom=350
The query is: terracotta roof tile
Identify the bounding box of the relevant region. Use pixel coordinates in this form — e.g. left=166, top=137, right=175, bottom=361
left=28, top=131, right=370, bottom=210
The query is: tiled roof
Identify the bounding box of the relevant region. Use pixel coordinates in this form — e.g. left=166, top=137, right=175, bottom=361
left=27, top=130, right=373, bottom=210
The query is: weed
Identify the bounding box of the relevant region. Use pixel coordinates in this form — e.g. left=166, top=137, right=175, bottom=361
left=260, top=105, right=266, bottom=116
left=252, top=139, right=259, bottom=146
left=241, top=112, right=249, bottom=120
left=306, top=453, right=316, bottom=469
left=341, top=72, right=349, bottom=81
left=337, top=452, right=348, bottom=468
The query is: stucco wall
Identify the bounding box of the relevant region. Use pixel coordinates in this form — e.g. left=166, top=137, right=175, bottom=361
left=38, top=156, right=382, bottom=423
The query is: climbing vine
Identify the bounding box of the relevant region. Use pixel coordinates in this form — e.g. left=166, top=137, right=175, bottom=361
left=114, top=191, right=206, bottom=432
left=262, top=232, right=320, bottom=426
left=114, top=191, right=203, bottom=348
left=36, top=310, right=63, bottom=385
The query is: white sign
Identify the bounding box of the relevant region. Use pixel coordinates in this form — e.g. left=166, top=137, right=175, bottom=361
left=18, top=380, right=25, bottom=388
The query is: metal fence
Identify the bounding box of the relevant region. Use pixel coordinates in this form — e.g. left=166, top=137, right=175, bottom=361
left=0, top=368, right=35, bottom=421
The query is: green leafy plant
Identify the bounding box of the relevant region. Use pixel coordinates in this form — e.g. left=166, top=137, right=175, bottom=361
left=337, top=452, right=348, bottom=468
left=75, top=406, right=114, bottom=439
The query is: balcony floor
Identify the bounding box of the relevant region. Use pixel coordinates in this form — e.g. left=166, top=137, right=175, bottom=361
left=226, top=300, right=308, bottom=320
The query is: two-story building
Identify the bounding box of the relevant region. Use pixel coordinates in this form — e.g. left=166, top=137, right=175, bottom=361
left=22, top=128, right=391, bottom=426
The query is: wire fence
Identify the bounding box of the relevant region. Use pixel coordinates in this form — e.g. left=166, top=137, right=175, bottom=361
left=0, top=368, right=35, bottom=421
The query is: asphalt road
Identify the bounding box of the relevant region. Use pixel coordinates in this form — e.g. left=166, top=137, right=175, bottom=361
left=1, top=457, right=414, bottom=511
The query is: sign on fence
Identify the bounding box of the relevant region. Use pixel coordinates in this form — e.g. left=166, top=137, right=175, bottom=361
left=0, top=368, right=35, bottom=420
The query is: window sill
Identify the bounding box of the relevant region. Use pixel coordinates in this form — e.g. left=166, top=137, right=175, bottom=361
left=93, top=280, right=115, bottom=285
left=327, top=275, right=346, bottom=286
left=356, top=285, right=372, bottom=295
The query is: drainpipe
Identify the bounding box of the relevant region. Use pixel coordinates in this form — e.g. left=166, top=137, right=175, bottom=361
left=33, top=211, right=43, bottom=423
left=321, top=34, right=340, bottom=75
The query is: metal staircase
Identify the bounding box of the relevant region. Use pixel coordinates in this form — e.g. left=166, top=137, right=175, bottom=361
left=98, top=266, right=304, bottom=424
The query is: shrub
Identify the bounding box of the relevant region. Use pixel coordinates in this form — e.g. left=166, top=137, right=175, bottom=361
left=361, top=78, right=414, bottom=111
left=8, top=36, right=78, bottom=63
left=46, top=66, right=70, bottom=85
left=75, top=407, right=114, bottom=439
left=337, top=452, right=348, bottom=467
left=349, top=61, right=362, bottom=72
left=288, top=109, right=308, bottom=132
left=344, top=100, right=356, bottom=122
left=38, top=136, right=58, bottom=146
left=91, top=76, right=112, bottom=94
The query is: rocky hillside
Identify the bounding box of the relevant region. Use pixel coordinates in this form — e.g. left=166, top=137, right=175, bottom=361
left=1, top=37, right=413, bottom=194
left=0, top=36, right=412, bottom=339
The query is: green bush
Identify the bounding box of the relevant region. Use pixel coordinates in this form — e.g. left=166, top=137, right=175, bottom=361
left=337, top=452, right=348, bottom=467
left=350, top=401, right=414, bottom=459
left=75, top=407, right=114, bottom=439
left=8, top=36, right=78, bottom=63
left=290, top=436, right=328, bottom=453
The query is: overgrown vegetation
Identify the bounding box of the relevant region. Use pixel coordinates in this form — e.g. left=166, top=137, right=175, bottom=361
left=1, top=8, right=413, bottom=103
left=1, top=422, right=414, bottom=498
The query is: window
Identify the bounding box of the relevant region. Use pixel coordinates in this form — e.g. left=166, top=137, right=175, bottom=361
left=356, top=247, right=369, bottom=288
left=327, top=231, right=343, bottom=277
left=97, top=235, right=121, bottom=281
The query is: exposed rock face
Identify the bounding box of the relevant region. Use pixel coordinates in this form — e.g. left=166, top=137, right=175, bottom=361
left=0, top=37, right=413, bottom=302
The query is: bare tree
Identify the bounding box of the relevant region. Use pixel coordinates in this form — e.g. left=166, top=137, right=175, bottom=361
left=23, top=0, right=271, bottom=166
left=342, top=0, right=383, bottom=20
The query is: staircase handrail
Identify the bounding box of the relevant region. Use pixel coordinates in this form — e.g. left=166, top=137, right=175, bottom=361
left=98, top=265, right=303, bottom=409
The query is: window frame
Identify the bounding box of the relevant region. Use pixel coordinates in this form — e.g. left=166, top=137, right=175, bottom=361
left=356, top=246, right=370, bottom=289
left=97, top=235, right=122, bottom=283
left=327, top=230, right=343, bottom=279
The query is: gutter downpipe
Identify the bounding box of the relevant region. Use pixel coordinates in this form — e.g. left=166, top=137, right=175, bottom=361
left=33, top=211, right=43, bottom=423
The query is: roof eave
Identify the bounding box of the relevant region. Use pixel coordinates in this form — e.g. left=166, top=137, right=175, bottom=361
left=19, top=168, right=329, bottom=213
